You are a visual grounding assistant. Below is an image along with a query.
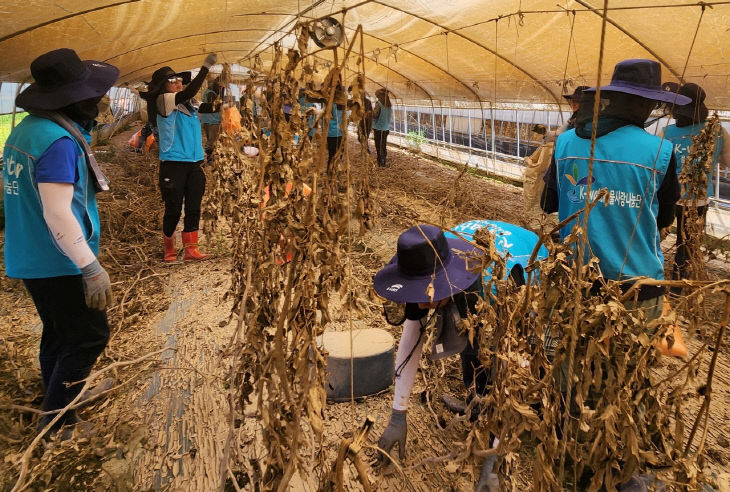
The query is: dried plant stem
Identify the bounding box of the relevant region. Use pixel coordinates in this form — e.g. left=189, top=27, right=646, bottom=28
left=11, top=348, right=168, bottom=492
left=683, top=292, right=730, bottom=457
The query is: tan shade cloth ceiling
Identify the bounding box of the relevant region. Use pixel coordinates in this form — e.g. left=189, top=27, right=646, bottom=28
left=1, top=0, right=730, bottom=109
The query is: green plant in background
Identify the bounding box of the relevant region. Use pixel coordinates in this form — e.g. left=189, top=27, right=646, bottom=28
left=407, top=130, right=426, bottom=151
left=0, top=113, right=28, bottom=149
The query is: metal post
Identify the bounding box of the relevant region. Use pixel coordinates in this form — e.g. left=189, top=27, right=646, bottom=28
left=515, top=109, right=520, bottom=157
left=441, top=106, right=446, bottom=143
left=468, top=108, right=472, bottom=149
left=449, top=105, right=453, bottom=145
left=404, top=106, right=408, bottom=135
left=416, top=106, right=421, bottom=138
left=491, top=104, right=496, bottom=163
left=482, top=110, right=488, bottom=152
left=431, top=108, right=435, bottom=142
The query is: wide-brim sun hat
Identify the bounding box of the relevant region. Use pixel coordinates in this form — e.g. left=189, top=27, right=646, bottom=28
left=672, top=82, right=709, bottom=122
left=584, top=59, right=691, bottom=105
left=16, top=48, right=119, bottom=111
left=373, top=224, right=480, bottom=304
left=147, top=66, right=192, bottom=96
left=563, top=85, right=589, bottom=101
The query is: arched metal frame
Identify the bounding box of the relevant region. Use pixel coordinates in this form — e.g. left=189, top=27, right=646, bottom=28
left=104, top=27, right=433, bottom=99
left=0, top=0, right=144, bottom=44
left=0, top=0, right=717, bottom=105
left=117, top=50, right=404, bottom=100
left=573, top=0, right=682, bottom=80
left=103, top=23, right=479, bottom=102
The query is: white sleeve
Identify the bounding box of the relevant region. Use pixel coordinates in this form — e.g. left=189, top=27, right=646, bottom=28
left=38, top=182, right=96, bottom=269
left=157, top=93, right=177, bottom=117
left=392, top=318, right=425, bottom=411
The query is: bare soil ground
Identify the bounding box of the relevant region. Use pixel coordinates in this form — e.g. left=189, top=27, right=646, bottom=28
left=1, top=124, right=729, bottom=491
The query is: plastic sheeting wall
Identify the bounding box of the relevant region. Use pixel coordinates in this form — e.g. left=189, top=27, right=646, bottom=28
left=1, top=0, right=730, bottom=108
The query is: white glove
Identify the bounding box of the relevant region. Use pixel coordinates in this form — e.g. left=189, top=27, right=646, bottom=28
left=203, top=53, right=218, bottom=69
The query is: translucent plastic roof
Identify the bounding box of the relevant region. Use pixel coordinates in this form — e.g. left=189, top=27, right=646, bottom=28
left=2, top=0, right=730, bottom=108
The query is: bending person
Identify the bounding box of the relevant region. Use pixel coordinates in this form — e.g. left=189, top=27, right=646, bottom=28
left=373, top=221, right=547, bottom=491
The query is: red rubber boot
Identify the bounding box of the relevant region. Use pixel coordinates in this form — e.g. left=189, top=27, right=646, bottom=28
left=163, top=234, right=177, bottom=262
left=181, top=230, right=210, bottom=261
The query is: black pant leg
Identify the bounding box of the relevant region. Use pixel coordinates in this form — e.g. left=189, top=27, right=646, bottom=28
left=23, top=279, right=63, bottom=391
left=674, top=204, right=707, bottom=280
left=460, top=337, right=489, bottom=398
left=327, top=136, right=343, bottom=167
left=159, top=161, right=187, bottom=237
left=182, top=163, right=206, bottom=232
left=23, top=276, right=109, bottom=422
left=374, top=130, right=389, bottom=167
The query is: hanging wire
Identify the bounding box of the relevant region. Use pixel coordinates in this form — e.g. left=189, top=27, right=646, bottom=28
left=558, top=11, right=577, bottom=126
left=493, top=19, right=499, bottom=168
left=558, top=0, right=610, bottom=485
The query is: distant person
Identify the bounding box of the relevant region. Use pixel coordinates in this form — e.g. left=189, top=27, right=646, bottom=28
left=348, top=83, right=373, bottom=153
left=659, top=82, right=730, bottom=283
left=544, top=86, right=588, bottom=142
left=298, top=88, right=317, bottom=140
left=199, top=78, right=224, bottom=160
left=146, top=53, right=217, bottom=262
left=3, top=48, right=117, bottom=438
left=372, top=88, right=393, bottom=167
left=326, top=86, right=347, bottom=168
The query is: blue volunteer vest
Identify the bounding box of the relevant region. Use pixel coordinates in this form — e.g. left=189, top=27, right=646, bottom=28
left=327, top=105, right=344, bottom=138
left=157, top=103, right=205, bottom=162
left=198, top=89, right=221, bottom=125
left=444, top=220, right=548, bottom=294
left=372, top=101, right=392, bottom=131
left=555, top=126, right=672, bottom=282
left=299, top=96, right=317, bottom=138
left=3, top=115, right=100, bottom=278
left=663, top=122, right=722, bottom=200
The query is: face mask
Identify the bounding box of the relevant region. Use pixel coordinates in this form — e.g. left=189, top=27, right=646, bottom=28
left=62, top=96, right=103, bottom=126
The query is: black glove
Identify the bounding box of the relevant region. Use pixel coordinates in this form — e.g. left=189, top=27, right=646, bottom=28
left=377, top=409, right=407, bottom=464
left=81, top=259, right=113, bottom=311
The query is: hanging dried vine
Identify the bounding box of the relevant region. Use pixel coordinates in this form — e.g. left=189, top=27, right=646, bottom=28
left=202, top=23, right=372, bottom=491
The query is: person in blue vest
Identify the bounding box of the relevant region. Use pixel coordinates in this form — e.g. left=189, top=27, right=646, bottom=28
left=3, top=48, right=118, bottom=437
left=372, top=88, right=393, bottom=167
left=199, top=78, right=224, bottom=161
left=540, top=59, right=689, bottom=491
left=373, top=221, right=547, bottom=490
left=146, top=53, right=217, bottom=262
left=297, top=88, right=317, bottom=140
left=326, top=86, right=347, bottom=169
left=659, top=82, right=730, bottom=284
left=541, top=59, right=686, bottom=314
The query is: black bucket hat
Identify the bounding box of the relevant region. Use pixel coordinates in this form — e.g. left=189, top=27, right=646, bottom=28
left=585, top=59, right=691, bottom=105
left=672, top=83, right=708, bottom=123
left=147, top=66, right=192, bottom=97
left=373, top=225, right=480, bottom=304
left=16, top=48, right=119, bottom=111
left=563, top=85, right=589, bottom=101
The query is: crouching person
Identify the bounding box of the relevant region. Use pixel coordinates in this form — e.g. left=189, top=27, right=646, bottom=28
left=372, top=221, right=547, bottom=491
